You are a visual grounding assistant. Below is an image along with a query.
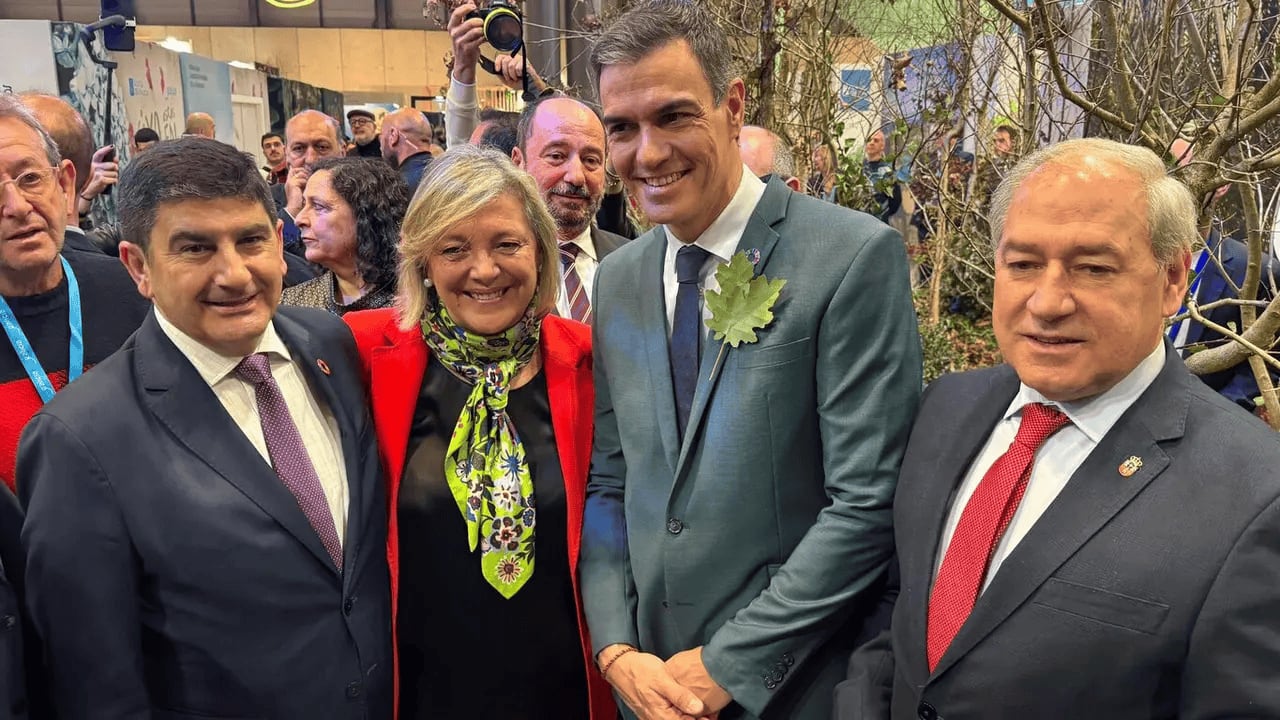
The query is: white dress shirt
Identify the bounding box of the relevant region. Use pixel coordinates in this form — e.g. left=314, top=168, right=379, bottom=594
left=155, top=310, right=350, bottom=544
left=663, top=167, right=768, bottom=334
left=556, top=227, right=598, bottom=320
left=934, top=342, right=1167, bottom=592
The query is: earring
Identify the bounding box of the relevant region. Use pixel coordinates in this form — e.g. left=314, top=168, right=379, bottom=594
left=423, top=277, right=433, bottom=288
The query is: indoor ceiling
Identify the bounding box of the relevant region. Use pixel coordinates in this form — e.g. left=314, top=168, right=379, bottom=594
left=0, top=0, right=454, bottom=30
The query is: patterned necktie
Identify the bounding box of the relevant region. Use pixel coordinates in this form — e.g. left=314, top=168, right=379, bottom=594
left=926, top=402, right=1071, bottom=670
left=670, top=244, right=710, bottom=438
left=236, top=353, right=344, bottom=570
left=559, top=242, right=592, bottom=324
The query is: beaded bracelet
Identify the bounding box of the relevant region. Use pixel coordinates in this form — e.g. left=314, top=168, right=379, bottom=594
left=598, top=646, right=638, bottom=677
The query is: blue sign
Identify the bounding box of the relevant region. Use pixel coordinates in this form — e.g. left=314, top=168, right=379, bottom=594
left=839, top=68, right=873, bottom=111
left=178, top=53, right=234, bottom=145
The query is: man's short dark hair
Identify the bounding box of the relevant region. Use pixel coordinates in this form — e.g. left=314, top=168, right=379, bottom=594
left=590, top=0, right=737, bottom=105
left=514, top=92, right=602, bottom=155
left=134, top=127, right=160, bottom=144
left=260, top=131, right=283, bottom=145
left=479, top=107, right=517, bottom=123
left=117, top=137, right=276, bottom=252
left=477, top=115, right=520, bottom=157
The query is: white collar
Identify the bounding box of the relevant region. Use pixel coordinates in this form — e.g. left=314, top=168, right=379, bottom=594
left=563, top=226, right=596, bottom=261
left=1005, top=341, right=1167, bottom=443
left=155, top=308, right=291, bottom=386
left=664, top=165, right=766, bottom=262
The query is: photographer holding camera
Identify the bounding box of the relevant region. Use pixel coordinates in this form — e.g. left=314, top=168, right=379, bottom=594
left=445, top=1, right=548, bottom=150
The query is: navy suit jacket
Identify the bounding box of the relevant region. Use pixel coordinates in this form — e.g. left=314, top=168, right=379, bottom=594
left=1184, top=231, right=1279, bottom=408
left=16, top=307, right=391, bottom=719
left=839, top=346, right=1280, bottom=719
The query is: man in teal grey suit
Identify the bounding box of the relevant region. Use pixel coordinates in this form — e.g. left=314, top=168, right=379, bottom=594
left=579, top=3, right=924, bottom=719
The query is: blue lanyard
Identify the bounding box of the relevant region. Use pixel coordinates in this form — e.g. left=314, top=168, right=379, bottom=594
left=0, top=255, right=83, bottom=403
left=1169, top=250, right=1211, bottom=340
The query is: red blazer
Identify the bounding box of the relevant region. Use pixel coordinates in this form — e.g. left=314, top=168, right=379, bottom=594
left=344, top=308, right=614, bottom=720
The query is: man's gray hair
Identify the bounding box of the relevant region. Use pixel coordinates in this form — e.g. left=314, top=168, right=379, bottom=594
left=988, top=137, right=1198, bottom=265
left=0, top=94, right=62, bottom=167
left=590, top=0, right=737, bottom=105
left=769, top=132, right=796, bottom=179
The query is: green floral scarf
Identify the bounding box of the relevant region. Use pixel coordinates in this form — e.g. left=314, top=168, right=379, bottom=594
left=421, top=303, right=541, bottom=598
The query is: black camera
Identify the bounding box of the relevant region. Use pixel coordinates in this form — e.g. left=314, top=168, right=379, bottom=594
left=466, top=1, right=523, bottom=53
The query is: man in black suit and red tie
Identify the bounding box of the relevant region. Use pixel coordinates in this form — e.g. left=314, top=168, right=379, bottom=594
left=838, top=138, right=1280, bottom=719
left=17, top=137, right=391, bottom=718
left=511, top=93, right=628, bottom=324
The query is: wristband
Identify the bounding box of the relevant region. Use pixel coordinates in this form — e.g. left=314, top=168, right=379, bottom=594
left=598, top=646, right=637, bottom=677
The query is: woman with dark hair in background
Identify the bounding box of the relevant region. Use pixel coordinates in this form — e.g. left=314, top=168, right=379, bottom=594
left=282, top=157, right=407, bottom=315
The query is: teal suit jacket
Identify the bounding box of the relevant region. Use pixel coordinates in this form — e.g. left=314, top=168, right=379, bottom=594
left=581, top=177, right=923, bottom=718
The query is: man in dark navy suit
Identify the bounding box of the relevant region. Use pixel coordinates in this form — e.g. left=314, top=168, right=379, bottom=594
left=17, top=137, right=391, bottom=719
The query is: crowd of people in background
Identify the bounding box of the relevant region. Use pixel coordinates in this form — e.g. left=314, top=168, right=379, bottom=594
left=0, top=0, right=1279, bottom=719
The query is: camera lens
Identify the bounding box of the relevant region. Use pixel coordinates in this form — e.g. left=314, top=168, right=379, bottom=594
left=485, top=11, right=522, bottom=52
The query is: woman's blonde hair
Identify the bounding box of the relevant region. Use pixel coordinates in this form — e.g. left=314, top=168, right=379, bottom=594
left=396, top=144, right=560, bottom=331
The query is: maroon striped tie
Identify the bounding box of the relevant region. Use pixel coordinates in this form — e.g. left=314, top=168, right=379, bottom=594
left=236, top=353, right=344, bottom=569
left=559, top=242, right=592, bottom=324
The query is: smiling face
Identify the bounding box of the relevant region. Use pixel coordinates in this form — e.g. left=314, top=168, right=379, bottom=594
left=513, top=97, right=607, bottom=241
left=993, top=159, right=1188, bottom=402
left=599, top=39, right=745, bottom=242
left=0, top=117, right=74, bottom=288
left=123, top=196, right=287, bottom=357
left=425, top=193, right=539, bottom=335
left=294, top=170, right=358, bottom=273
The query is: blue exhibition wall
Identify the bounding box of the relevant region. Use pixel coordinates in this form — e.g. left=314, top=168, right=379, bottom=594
left=178, top=53, right=234, bottom=145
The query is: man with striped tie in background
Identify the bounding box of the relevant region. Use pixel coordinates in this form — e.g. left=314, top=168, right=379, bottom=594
left=512, top=93, right=629, bottom=324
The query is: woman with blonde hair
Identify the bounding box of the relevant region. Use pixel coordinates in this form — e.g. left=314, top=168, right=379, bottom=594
left=345, top=144, right=613, bottom=719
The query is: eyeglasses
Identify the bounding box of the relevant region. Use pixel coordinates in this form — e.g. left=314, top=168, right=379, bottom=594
left=350, top=118, right=374, bottom=127
left=0, top=167, right=59, bottom=199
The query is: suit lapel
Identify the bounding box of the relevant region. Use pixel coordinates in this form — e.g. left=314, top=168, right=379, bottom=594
left=541, top=318, right=591, bottom=571
left=638, top=228, right=681, bottom=474
left=900, top=367, right=1018, bottom=687
left=135, top=313, right=340, bottom=575
left=675, top=178, right=788, bottom=477
left=929, top=350, right=1189, bottom=679
left=368, top=325, right=427, bottom=502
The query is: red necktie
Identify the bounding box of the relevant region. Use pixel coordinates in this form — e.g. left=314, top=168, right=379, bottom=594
left=559, top=243, right=592, bottom=324
left=926, top=402, right=1070, bottom=671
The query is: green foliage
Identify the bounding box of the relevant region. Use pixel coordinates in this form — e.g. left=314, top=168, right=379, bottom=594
left=706, top=253, right=788, bottom=347
left=916, top=291, right=1002, bottom=384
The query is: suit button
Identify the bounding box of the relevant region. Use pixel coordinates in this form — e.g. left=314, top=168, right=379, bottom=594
left=343, top=598, right=354, bottom=616
left=666, top=518, right=684, bottom=535
left=918, top=702, right=938, bottom=720
left=781, top=652, right=794, bottom=667
left=765, top=678, right=778, bottom=690
left=1, top=615, right=15, bottom=631
left=346, top=681, right=362, bottom=699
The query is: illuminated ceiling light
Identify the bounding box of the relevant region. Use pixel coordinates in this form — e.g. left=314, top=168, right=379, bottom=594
left=228, top=60, right=256, bottom=69
left=265, top=0, right=317, bottom=7
left=159, top=36, right=192, bottom=53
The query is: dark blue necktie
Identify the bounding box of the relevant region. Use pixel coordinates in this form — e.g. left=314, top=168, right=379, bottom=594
left=670, top=244, right=710, bottom=438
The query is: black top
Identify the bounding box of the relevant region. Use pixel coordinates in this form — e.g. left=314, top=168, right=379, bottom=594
left=397, top=356, right=588, bottom=720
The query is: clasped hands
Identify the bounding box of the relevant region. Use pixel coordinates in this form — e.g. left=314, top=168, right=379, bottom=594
left=601, top=645, right=732, bottom=720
